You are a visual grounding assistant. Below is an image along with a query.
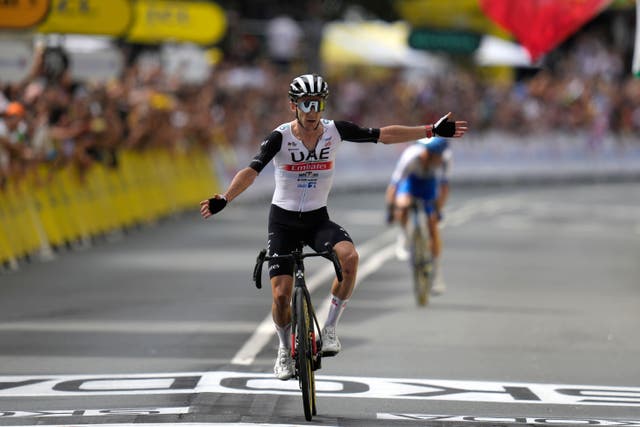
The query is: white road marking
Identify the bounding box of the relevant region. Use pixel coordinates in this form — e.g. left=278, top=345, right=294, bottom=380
left=378, top=413, right=640, bottom=426
left=0, top=371, right=638, bottom=407
left=0, top=321, right=257, bottom=334
left=10, top=424, right=325, bottom=427
left=0, top=355, right=236, bottom=368
left=0, top=407, right=189, bottom=418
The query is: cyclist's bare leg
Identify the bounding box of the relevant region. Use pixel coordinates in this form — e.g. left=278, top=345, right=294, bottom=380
left=393, top=195, right=412, bottom=259
left=330, top=240, right=359, bottom=300
left=321, top=241, right=358, bottom=355
left=271, top=274, right=293, bottom=327
left=426, top=211, right=446, bottom=294
left=271, top=274, right=295, bottom=379
left=394, top=194, right=411, bottom=228
left=426, top=212, right=441, bottom=259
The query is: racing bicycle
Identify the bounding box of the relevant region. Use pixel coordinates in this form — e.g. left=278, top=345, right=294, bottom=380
left=253, top=242, right=343, bottom=421
left=408, top=199, right=433, bottom=306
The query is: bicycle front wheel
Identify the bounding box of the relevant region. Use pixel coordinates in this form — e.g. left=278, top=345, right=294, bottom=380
left=411, top=227, right=430, bottom=306
left=295, top=289, right=316, bottom=421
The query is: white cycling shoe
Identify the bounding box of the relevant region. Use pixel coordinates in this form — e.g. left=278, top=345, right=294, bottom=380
left=431, top=277, right=446, bottom=296
left=273, top=347, right=295, bottom=380
left=321, top=326, right=341, bottom=357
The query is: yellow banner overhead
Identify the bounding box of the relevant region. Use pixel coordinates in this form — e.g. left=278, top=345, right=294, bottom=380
left=127, top=0, right=227, bottom=45
left=0, top=0, right=50, bottom=29
left=38, top=0, right=132, bottom=36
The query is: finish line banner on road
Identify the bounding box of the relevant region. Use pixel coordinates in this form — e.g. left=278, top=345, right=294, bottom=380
left=378, top=413, right=640, bottom=426
left=0, top=371, right=638, bottom=407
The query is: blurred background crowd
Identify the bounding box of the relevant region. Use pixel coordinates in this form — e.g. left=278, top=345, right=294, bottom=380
left=1, top=0, right=638, bottom=191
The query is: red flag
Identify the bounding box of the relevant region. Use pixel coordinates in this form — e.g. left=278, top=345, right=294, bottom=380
left=479, top=0, right=613, bottom=62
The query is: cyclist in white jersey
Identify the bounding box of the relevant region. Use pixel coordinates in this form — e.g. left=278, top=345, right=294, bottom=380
left=200, top=73, right=468, bottom=380
left=385, top=137, right=452, bottom=294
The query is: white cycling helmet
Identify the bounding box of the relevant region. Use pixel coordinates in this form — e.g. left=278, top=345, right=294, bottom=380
left=288, top=74, right=329, bottom=101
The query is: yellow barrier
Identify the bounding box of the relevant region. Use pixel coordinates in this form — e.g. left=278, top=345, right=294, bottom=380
left=0, top=147, right=220, bottom=267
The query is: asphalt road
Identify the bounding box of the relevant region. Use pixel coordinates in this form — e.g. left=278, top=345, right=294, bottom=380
left=0, top=182, right=638, bottom=427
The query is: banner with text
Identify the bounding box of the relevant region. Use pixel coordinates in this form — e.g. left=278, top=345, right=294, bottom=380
left=38, top=0, right=132, bottom=37
left=0, top=0, right=50, bottom=29
left=126, top=0, right=226, bottom=45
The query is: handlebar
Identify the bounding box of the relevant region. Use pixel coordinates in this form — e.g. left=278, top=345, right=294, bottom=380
left=252, top=249, right=268, bottom=289
left=252, top=243, right=343, bottom=289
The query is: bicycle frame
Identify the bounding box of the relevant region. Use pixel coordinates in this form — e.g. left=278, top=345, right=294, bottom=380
left=290, top=254, right=322, bottom=364
left=253, top=242, right=343, bottom=421
left=408, top=199, right=433, bottom=306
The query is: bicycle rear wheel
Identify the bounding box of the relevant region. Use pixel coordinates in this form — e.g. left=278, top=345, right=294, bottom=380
left=411, top=227, right=430, bottom=306
left=295, top=289, right=316, bottom=421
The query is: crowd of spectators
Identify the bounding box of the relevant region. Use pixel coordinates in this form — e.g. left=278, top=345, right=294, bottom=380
left=1, top=20, right=639, bottom=191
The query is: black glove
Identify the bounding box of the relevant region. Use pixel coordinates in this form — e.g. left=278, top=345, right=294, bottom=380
left=208, top=196, right=227, bottom=214
left=433, top=114, right=456, bottom=137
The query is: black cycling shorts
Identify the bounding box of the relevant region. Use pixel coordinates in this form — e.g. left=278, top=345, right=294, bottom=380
left=267, top=204, right=353, bottom=278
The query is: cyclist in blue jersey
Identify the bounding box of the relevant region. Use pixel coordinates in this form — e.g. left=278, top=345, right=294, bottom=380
left=385, top=137, right=451, bottom=295
left=200, top=74, right=467, bottom=380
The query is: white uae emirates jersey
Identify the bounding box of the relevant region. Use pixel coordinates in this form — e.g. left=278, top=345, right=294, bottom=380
left=250, top=119, right=379, bottom=212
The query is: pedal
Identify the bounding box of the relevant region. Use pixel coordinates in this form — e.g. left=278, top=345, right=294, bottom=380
left=320, top=350, right=338, bottom=358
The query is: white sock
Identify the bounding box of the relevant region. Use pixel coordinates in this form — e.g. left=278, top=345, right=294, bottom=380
left=402, top=224, right=409, bottom=240
left=275, top=323, right=291, bottom=349
left=432, top=257, right=442, bottom=278
left=397, top=224, right=409, bottom=242
left=324, top=295, right=348, bottom=329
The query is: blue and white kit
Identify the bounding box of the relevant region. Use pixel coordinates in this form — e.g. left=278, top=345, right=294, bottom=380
left=389, top=141, right=452, bottom=215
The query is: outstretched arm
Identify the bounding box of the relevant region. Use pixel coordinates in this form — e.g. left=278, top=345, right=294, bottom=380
left=223, top=167, right=258, bottom=203
left=199, top=167, right=258, bottom=219
left=200, top=130, right=282, bottom=219
left=379, top=112, right=468, bottom=144
left=378, top=125, right=430, bottom=145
